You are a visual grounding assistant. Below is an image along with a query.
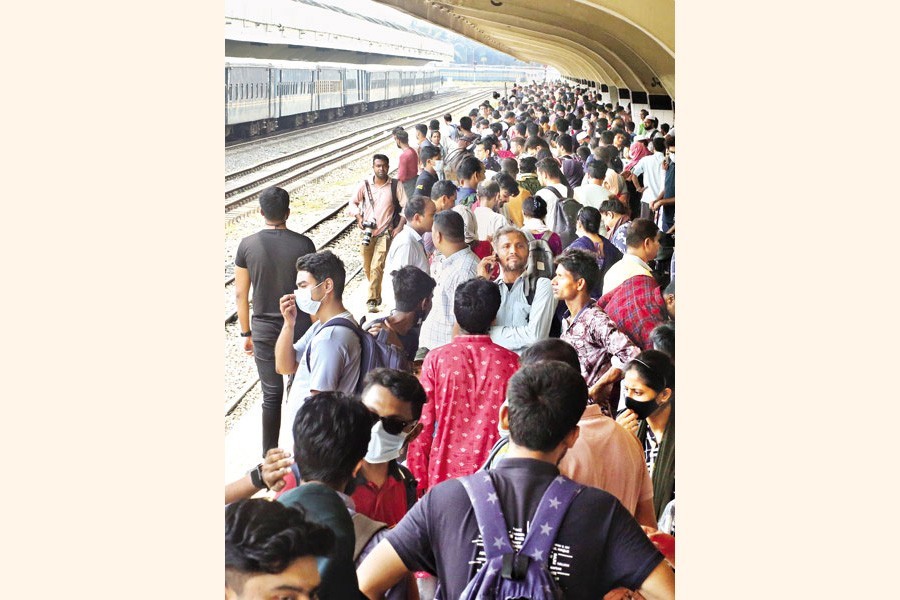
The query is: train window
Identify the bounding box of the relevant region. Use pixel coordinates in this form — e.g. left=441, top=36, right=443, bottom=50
left=618, top=88, right=631, bottom=100
left=631, top=91, right=648, bottom=104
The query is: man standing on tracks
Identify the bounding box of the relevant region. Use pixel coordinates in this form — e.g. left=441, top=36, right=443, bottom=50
left=234, top=186, right=315, bottom=456
left=394, top=129, right=418, bottom=202
left=349, top=154, right=408, bottom=313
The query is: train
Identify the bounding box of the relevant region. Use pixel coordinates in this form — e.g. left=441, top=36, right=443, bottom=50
left=225, top=59, right=441, bottom=139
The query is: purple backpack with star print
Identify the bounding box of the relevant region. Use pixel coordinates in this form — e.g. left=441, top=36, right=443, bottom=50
left=457, top=472, right=584, bottom=600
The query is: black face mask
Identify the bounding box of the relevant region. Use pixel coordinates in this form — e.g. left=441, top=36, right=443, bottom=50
left=625, top=394, right=662, bottom=420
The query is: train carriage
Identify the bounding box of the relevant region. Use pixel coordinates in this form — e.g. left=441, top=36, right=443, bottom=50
left=275, top=67, right=316, bottom=126
left=343, top=69, right=367, bottom=114
left=314, top=68, right=344, bottom=112
left=385, top=70, right=402, bottom=103
left=225, top=63, right=276, bottom=137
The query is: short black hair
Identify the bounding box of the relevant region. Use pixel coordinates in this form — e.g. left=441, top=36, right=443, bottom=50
left=535, top=158, right=562, bottom=182
left=457, top=155, right=485, bottom=181
left=444, top=113, right=453, bottom=122
left=292, top=392, right=373, bottom=489
left=373, top=153, right=389, bottom=165
left=391, top=265, right=436, bottom=313
left=225, top=499, right=334, bottom=593
left=556, top=118, right=570, bottom=134
left=555, top=248, right=602, bottom=292
left=363, top=368, right=427, bottom=420
left=430, top=179, right=458, bottom=201
left=419, top=144, right=441, bottom=164
left=524, top=136, right=549, bottom=152
left=415, top=123, right=428, bottom=137
left=403, top=194, right=432, bottom=221
left=625, top=349, right=674, bottom=393
left=519, top=156, right=537, bottom=173
left=453, top=277, right=502, bottom=334
left=558, top=133, right=574, bottom=153
left=493, top=172, right=520, bottom=196
left=650, top=322, right=675, bottom=360
left=433, top=209, right=465, bottom=243
left=588, top=159, right=607, bottom=180
left=429, top=118, right=441, bottom=131
left=576, top=146, right=591, bottom=161
left=459, top=116, right=473, bottom=131
left=395, top=129, right=409, bottom=144
left=258, top=186, right=291, bottom=222
left=506, top=361, right=587, bottom=452
left=599, top=130, right=616, bottom=145
left=577, top=206, right=602, bottom=234
left=652, top=137, right=666, bottom=153
left=519, top=339, right=580, bottom=372
left=296, top=250, right=346, bottom=299
left=625, top=218, right=659, bottom=248
left=599, top=198, right=629, bottom=215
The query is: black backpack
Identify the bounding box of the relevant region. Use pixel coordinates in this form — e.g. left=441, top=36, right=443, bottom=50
left=542, top=186, right=582, bottom=249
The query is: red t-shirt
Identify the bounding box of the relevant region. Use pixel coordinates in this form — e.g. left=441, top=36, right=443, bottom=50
left=397, top=147, right=418, bottom=182
left=350, top=472, right=409, bottom=527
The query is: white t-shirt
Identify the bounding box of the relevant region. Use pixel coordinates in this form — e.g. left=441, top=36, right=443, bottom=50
left=574, top=182, right=613, bottom=210
left=473, top=206, right=510, bottom=241
left=631, top=153, right=665, bottom=205
left=535, top=182, right=570, bottom=231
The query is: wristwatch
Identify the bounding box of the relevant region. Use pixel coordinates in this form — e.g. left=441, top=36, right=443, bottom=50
left=249, top=463, right=268, bottom=490
left=240, top=330, right=252, bottom=337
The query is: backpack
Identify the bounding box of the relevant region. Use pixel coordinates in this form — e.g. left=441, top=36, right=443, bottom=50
left=304, top=318, right=410, bottom=394
left=351, top=513, right=389, bottom=562
left=458, top=472, right=584, bottom=600
left=542, top=186, right=582, bottom=249
left=522, top=235, right=555, bottom=305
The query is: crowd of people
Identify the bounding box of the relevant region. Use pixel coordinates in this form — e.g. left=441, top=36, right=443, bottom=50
left=228, top=81, right=677, bottom=599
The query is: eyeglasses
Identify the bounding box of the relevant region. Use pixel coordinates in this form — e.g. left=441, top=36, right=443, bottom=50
left=368, top=410, right=416, bottom=435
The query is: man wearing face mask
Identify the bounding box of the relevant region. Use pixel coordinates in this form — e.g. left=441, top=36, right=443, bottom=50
left=414, top=145, right=442, bottom=198
left=275, top=250, right=361, bottom=450
left=349, top=368, right=426, bottom=527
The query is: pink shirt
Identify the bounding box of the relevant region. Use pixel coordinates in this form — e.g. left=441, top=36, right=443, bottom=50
left=558, top=405, right=654, bottom=516
left=348, top=175, right=408, bottom=237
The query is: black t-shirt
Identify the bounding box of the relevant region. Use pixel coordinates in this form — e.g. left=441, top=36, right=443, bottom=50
left=414, top=170, right=439, bottom=198
left=386, top=458, right=663, bottom=599
left=234, top=228, right=315, bottom=321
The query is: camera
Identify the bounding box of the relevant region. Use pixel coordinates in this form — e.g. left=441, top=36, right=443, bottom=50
left=361, top=220, right=377, bottom=246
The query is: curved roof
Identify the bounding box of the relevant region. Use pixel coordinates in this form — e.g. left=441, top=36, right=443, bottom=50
left=371, top=0, right=674, bottom=99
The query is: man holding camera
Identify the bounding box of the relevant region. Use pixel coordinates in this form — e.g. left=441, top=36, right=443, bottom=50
left=349, top=154, right=409, bottom=313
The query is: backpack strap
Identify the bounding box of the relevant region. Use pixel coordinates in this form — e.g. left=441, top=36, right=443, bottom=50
left=352, top=513, right=389, bottom=562
left=390, top=178, right=401, bottom=228
left=542, top=185, right=564, bottom=199
left=517, top=475, right=583, bottom=563
left=459, top=473, right=513, bottom=561
left=304, top=318, right=368, bottom=391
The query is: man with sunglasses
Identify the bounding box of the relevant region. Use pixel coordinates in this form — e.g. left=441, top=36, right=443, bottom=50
left=349, top=369, right=426, bottom=528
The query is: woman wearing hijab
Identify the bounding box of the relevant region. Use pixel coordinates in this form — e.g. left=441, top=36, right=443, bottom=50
left=623, top=137, right=651, bottom=218
left=603, top=168, right=630, bottom=207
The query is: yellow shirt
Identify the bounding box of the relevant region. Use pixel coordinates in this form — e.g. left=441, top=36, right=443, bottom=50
left=503, top=189, right=530, bottom=228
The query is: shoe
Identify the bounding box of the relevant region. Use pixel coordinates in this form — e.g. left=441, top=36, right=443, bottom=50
left=367, top=300, right=379, bottom=313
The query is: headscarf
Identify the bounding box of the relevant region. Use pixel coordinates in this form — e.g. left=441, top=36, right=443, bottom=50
left=603, top=168, right=625, bottom=198
left=625, top=140, right=651, bottom=172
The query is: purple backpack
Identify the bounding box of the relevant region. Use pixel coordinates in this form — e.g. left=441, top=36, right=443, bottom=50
left=304, top=318, right=410, bottom=394
left=456, top=472, right=583, bottom=600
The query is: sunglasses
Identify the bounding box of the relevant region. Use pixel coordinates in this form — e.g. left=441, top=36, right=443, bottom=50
left=368, top=410, right=416, bottom=435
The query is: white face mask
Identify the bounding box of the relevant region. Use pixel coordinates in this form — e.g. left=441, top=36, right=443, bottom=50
left=433, top=160, right=443, bottom=172
left=364, top=420, right=409, bottom=464
left=295, top=281, right=324, bottom=315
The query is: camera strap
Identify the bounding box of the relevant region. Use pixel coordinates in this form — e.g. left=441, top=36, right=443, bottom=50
left=363, top=180, right=377, bottom=221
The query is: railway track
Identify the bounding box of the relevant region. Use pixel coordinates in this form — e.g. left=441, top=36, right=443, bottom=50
left=224, top=88, right=489, bottom=213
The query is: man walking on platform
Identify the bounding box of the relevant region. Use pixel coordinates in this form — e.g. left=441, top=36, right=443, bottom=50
left=234, top=186, right=315, bottom=456
left=349, top=154, right=408, bottom=313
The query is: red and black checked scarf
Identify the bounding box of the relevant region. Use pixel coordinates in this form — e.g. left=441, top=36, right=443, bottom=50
left=596, top=274, right=668, bottom=351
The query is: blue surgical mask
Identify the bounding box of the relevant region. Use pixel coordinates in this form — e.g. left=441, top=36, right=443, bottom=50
left=364, top=421, right=410, bottom=464
left=295, top=281, right=325, bottom=315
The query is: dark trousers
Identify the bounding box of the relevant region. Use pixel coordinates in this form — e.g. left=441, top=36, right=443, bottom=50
left=253, top=315, right=310, bottom=456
